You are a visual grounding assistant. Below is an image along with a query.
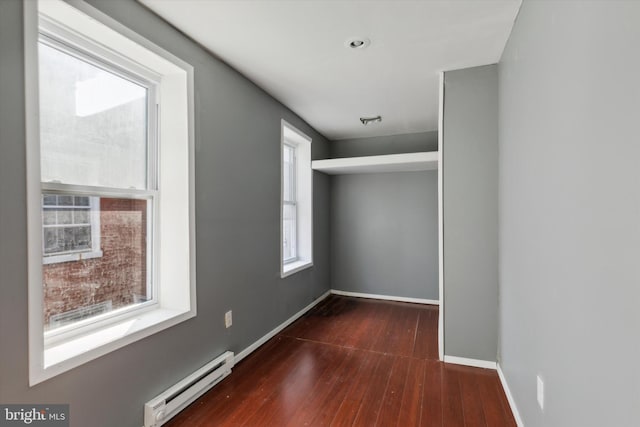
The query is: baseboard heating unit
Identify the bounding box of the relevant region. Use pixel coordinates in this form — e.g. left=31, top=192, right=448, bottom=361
left=144, top=351, right=235, bottom=427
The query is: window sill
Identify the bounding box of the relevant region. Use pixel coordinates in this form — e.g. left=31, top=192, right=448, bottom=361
left=40, top=306, right=194, bottom=379
left=281, top=260, right=313, bottom=278
left=43, top=250, right=103, bottom=265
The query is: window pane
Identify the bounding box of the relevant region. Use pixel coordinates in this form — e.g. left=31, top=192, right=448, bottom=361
left=283, top=203, right=297, bottom=261
left=38, top=42, right=148, bottom=190
left=43, top=195, right=57, bottom=205
left=74, top=196, right=90, bottom=206
left=72, top=226, right=92, bottom=250
left=58, top=195, right=73, bottom=206
left=73, top=210, right=90, bottom=224
left=43, top=228, right=60, bottom=254
left=57, top=209, right=73, bottom=225
left=42, top=210, right=57, bottom=225
left=43, top=196, right=152, bottom=331
left=283, top=144, right=295, bottom=202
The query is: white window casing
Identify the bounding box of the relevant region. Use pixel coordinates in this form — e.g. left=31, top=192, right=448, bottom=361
left=281, top=120, right=313, bottom=277
left=25, top=0, right=196, bottom=385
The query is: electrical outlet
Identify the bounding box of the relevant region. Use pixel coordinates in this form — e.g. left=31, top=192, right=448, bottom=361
left=537, top=375, right=544, bottom=411
left=225, top=310, right=232, bottom=328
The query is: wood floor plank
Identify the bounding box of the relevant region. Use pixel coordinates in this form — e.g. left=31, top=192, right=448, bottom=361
left=351, top=353, right=395, bottom=427
left=205, top=338, right=310, bottom=426
left=421, top=360, right=444, bottom=427
left=316, top=296, right=353, bottom=345
left=326, top=298, right=360, bottom=348
left=496, top=381, right=519, bottom=427
left=240, top=341, right=337, bottom=426
left=330, top=399, right=362, bottom=427
left=368, top=302, right=396, bottom=353
left=397, top=357, right=426, bottom=427
left=442, top=364, right=465, bottom=427
left=414, top=307, right=439, bottom=360
left=346, top=300, right=388, bottom=352
left=375, top=356, right=412, bottom=426
left=282, top=346, right=352, bottom=427
left=426, top=308, right=440, bottom=360
left=307, top=348, right=372, bottom=427
left=458, top=367, right=487, bottom=427
left=386, top=305, right=421, bottom=358
left=477, top=372, right=518, bottom=427
left=329, top=349, right=380, bottom=427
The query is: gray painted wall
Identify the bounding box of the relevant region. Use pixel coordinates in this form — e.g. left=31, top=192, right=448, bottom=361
left=330, top=171, right=439, bottom=300
left=331, top=131, right=438, bottom=158
left=0, top=1, right=330, bottom=426
left=498, top=2, right=640, bottom=426
left=443, top=65, right=499, bottom=362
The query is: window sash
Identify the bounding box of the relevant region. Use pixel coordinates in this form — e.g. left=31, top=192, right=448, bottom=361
left=36, top=26, right=160, bottom=339
left=39, top=32, right=155, bottom=96
left=41, top=189, right=157, bottom=342
left=283, top=142, right=298, bottom=263
left=283, top=202, right=298, bottom=263
left=283, top=143, right=297, bottom=203
left=37, top=31, right=159, bottom=192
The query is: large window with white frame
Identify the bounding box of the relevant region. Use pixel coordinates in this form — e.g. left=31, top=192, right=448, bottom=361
left=281, top=121, right=313, bottom=277
left=37, top=30, right=157, bottom=329
left=26, top=0, right=195, bottom=385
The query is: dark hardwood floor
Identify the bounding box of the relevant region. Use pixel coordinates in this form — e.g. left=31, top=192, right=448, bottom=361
left=166, top=295, right=516, bottom=427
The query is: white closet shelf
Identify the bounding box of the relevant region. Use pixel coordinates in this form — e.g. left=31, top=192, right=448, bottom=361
left=312, top=151, right=438, bottom=175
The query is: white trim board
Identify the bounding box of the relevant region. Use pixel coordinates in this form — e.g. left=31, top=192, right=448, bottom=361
left=444, top=355, right=497, bottom=370
left=234, top=290, right=331, bottom=364
left=330, top=290, right=439, bottom=305
left=437, top=71, right=445, bottom=362
left=497, top=363, right=525, bottom=427
left=312, top=152, right=438, bottom=175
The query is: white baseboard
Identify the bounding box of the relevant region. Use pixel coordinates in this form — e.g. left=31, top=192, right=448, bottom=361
left=330, top=289, right=439, bottom=305
left=234, top=290, right=331, bottom=364
left=497, top=363, right=525, bottom=427
left=444, top=355, right=497, bottom=370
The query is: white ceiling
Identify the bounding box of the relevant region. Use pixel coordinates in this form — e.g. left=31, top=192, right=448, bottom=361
left=139, top=0, right=521, bottom=141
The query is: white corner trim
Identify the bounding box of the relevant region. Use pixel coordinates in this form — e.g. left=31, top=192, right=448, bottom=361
left=437, top=70, right=444, bottom=362
left=330, top=289, right=439, bottom=305
left=444, top=355, right=497, bottom=370
left=497, top=363, right=525, bottom=427
left=234, top=290, right=331, bottom=364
